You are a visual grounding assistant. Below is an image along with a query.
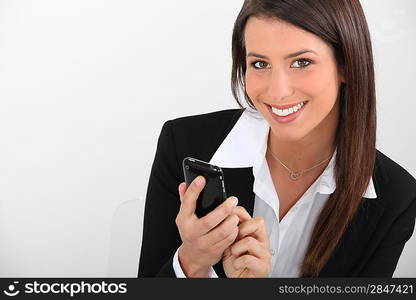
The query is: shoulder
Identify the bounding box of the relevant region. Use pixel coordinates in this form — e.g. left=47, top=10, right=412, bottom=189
left=374, top=149, right=416, bottom=213
left=375, top=150, right=416, bottom=194
left=168, top=108, right=243, bottom=132
left=159, top=108, right=244, bottom=162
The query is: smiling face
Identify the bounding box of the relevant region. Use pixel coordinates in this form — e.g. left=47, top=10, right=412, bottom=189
left=244, top=16, right=344, bottom=143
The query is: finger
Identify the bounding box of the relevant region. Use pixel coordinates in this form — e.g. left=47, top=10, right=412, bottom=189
left=179, top=176, right=205, bottom=218
left=231, top=206, right=251, bottom=224
left=210, top=226, right=239, bottom=253
left=233, top=255, right=269, bottom=277
left=195, top=196, right=238, bottom=234
left=202, top=214, right=239, bottom=246
left=238, top=217, right=269, bottom=246
left=178, top=182, right=186, bottom=201
left=230, top=236, right=270, bottom=260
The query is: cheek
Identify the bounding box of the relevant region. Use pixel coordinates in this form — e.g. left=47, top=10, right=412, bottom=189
left=304, top=69, right=340, bottom=108
left=245, top=72, right=265, bottom=100
left=293, top=70, right=340, bottom=136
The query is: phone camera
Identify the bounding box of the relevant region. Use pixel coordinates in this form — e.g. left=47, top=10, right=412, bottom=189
left=185, top=165, right=190, bottom=170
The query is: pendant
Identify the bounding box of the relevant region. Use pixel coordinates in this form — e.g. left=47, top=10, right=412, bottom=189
left=290, top=171, right=301, bottom=180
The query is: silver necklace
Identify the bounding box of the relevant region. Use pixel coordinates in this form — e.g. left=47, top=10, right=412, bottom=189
left=267, top=148, right=331, bottom=181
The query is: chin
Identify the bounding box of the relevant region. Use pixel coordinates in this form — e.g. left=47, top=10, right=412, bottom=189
left=269, top=125, right=309, bottom=143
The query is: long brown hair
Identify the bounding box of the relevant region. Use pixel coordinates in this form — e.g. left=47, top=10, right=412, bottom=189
left=231, top=0, right=376, bottom=276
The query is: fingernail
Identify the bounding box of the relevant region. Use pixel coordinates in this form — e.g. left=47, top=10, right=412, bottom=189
left=232, top=197, right=238, bottom=206
left=195, top=176, right=204, bottom=186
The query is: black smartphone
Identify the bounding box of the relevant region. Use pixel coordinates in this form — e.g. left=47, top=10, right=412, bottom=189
left=182, top=157, right=227, bottom=218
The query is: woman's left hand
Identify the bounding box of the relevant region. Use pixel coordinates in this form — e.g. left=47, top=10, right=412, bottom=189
left=222, top=207, right=272, bottom=278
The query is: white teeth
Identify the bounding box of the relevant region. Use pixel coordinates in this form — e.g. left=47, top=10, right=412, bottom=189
left=271, top=101, right=306, bottom=117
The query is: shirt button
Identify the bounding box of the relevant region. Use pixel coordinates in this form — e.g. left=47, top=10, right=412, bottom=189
left=270, top=249, right=275, bottom=256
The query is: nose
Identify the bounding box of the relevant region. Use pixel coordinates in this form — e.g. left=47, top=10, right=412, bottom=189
left=266, top=68, right=294, bottom=102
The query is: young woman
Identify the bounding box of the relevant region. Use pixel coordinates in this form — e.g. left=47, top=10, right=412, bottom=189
left=138, top=0, right=416, bottom=277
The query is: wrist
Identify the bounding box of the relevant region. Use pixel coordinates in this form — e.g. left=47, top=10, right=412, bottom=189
left=178, top=245, right=211, bottom=277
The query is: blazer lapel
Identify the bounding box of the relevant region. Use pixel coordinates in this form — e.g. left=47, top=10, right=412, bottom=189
left=213, top=167, right=256, bottom=278
left=222, top=167, right=256, bottom=216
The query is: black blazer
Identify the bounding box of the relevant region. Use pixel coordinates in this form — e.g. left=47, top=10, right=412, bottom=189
left=138, top=109, right=416, bottom=277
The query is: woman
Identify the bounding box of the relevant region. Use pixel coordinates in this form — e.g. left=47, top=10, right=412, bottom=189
left=138, top=0, right=416, bottom=277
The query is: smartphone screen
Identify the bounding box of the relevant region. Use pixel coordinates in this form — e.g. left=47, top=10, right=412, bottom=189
left=182, top=157, right=227, bottom=218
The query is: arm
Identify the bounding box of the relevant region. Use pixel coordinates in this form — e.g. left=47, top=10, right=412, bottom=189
left=358, top=196, right=416, bottom=277
left=138, top=120, right=183, bottom=277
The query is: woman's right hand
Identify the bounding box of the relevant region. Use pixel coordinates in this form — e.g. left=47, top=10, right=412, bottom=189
left=175, top=176, right=240, bottom=277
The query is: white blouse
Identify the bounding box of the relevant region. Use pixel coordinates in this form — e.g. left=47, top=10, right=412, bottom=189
left=173, top=108, right=377, bottom=277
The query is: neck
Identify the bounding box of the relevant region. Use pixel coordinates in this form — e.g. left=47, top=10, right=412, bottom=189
left=267, top=132, right=336, bottom=173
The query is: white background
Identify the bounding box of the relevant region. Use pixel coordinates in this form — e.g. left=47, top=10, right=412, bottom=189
left=0, top=0, right=415, bottom=277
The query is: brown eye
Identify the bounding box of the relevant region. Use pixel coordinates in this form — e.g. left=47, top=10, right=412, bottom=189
left=291, top=59, right=311, bottom=69
left=251, top=61, right=270, bottom=69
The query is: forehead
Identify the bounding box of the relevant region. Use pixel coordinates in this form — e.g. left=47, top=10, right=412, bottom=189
left=244, top=16, right=330, bottom=56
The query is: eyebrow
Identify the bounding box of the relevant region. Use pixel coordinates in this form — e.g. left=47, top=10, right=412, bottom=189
left=246, top=49, right=318, bottom=60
